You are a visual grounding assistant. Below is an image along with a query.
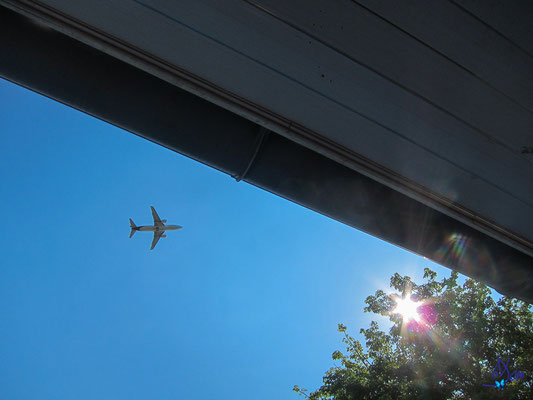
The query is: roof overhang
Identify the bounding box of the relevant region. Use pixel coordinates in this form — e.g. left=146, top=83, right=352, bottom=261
left=2, top=0, right=532, bottom=302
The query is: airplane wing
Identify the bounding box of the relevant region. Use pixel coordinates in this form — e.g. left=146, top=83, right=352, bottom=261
left=150, top=231, right=164, bottom=250
left=151, top=206, right=164, bottom=227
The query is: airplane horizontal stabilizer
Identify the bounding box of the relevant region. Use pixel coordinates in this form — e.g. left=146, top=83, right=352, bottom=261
left=129, top=218, right=136, bottom=238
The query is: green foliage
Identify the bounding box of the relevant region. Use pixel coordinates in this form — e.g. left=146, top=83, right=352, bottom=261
left=295, top=269, right=533, bottom=399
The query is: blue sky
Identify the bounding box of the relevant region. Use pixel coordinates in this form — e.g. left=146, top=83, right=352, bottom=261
left=1, top=78, right=457, bottom=400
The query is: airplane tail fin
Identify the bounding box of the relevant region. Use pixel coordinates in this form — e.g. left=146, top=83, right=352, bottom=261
left=129, top=218, right=137, bottom=238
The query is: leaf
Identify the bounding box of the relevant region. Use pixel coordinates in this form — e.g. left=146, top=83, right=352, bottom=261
left=294, top=268, right=533, bottom=399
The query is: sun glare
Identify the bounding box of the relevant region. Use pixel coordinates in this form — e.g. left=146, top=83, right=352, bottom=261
left=393, top=297, right=421, bottom=322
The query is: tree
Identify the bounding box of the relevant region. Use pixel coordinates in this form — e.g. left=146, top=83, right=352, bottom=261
left=294, top=268, right=533, bottom=399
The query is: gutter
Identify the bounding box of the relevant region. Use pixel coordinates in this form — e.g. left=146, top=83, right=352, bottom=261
left=2, top=4, right=532, bottom=303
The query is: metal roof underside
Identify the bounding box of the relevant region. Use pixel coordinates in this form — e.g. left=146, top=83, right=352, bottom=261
left=1, top=0, right=532, bottom=301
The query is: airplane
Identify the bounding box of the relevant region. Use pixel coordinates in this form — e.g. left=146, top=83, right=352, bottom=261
left=129, top=206, right=182, bottom=250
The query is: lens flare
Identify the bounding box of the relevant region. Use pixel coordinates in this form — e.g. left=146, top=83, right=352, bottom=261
left=393, top=297, right=421, bottom=322
left=433, top=232, right=497, bottom=280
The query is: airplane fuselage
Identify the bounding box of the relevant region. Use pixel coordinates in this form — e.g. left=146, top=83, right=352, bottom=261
left=135, top=225, right=182, bottom=232
left=129, top=206, right=182, bottom=249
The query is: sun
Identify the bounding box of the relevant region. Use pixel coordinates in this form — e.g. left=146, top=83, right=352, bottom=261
left=393, top=297, right=421, bottom=322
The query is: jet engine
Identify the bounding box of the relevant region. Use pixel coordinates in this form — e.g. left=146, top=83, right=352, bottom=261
left=161, top=234, right=167, bottom=238
left=161, top=219, right=167, bottom=223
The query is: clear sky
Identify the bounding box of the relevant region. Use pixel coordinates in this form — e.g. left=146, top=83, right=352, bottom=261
left=1, top=77, right=459, bottom=400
